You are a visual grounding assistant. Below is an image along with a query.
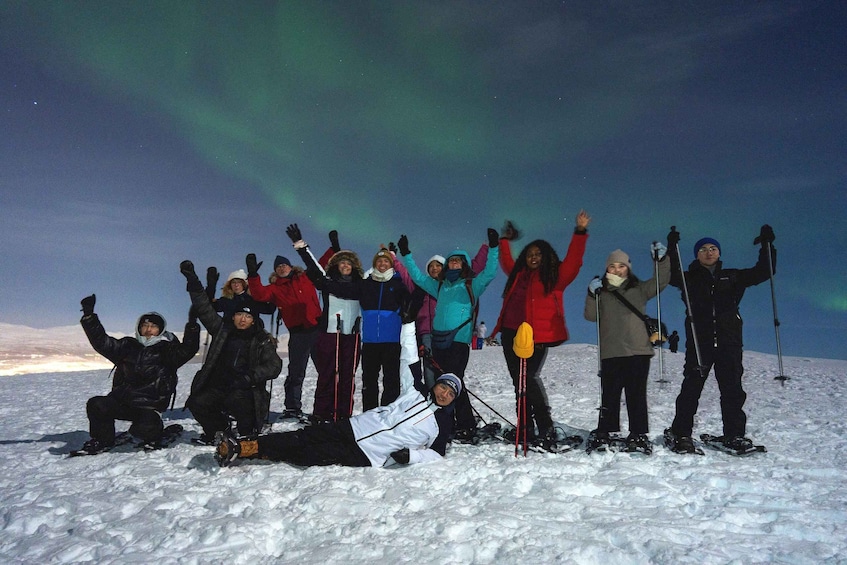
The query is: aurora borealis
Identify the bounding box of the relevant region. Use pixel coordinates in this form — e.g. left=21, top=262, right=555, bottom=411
left=2, top=1, right=845, bottom=359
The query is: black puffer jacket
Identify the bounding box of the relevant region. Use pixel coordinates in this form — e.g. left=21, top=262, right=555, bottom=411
left=81, top=314, right=200, bottom=411
left=188, top=290, right=282, bottom=426
left=670, top=243, right=775, bottom=350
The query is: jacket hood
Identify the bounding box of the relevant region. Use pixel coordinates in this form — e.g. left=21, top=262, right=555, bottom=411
left=445, top=250, right=471, bottom=264
left=327, top=250, right=364, bottom=279
left=135, top=311, right=174, bottom=347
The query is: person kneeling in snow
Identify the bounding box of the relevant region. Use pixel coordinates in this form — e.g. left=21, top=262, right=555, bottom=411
left=77, top=294, right=200, bottom=454
left=215, top=320, right=459, bottom=468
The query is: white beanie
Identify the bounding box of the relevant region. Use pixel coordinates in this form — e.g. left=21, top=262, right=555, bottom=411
left=427, top=255, right=446, bottom=268
left=227, top=269, right=248, bottom=283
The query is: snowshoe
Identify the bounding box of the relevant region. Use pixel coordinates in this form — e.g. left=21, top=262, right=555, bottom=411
left=663, top=428, right=704, bottom=455
left=138, top=424, right=183, bottom=451
left=452, top=427, right=478, bottom=445
left=68, top=432, right=133, bottom=457
left=624, top=433, right=653, bottom=455
left=191, top=433, right=217, bottom=446
left=531, top=429, right=583, bottom=454
left=585, top=430, right=626, bottom=454
left=279, top=409, right=310, bottom=424
left=700, top=434, right=766, bottom=456
left=472, top=422, right=504, bottom=444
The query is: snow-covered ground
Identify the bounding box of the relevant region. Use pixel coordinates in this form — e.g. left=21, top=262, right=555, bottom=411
left=1, top=324, right=845, bottom=564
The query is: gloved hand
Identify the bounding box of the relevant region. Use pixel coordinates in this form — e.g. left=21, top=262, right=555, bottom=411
left=501, top=220, right=521, bottom=241
left=246, top=254, right=262, bottom=278
left=397, top=234, right=410, bottom=256
left=487, top=228, right=499, bottom=248
left=390, top=448, right=410, bottom=465
left=667, top=226, right=681, bottom=246
left=388, top=241, right=398, bottom=254
left=205, top=267, right=219, bottom=300
left=588, top=277, right=603, bottom=295
left=286, top=223, right=302, bottom=243
left=329, top=230, right=341, bottom=252
left=180, top=260, right=204, bottom=293
left=80, top=294, right=96, bottom=316
left=754, top=224, right=775, bottom=245
left=651, top=241, right=667, bottom=260
left=206, top=266, right=219, bottom=289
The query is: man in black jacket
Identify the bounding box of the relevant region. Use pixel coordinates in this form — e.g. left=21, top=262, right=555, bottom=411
left=77, top=295, right=200, bottom=454
left=180, top=260, right=282, bottom=443
left=664, top=225, right=776, bottom=454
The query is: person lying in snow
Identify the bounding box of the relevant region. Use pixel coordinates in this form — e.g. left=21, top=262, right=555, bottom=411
left=215, top=321, right=460, bottom=468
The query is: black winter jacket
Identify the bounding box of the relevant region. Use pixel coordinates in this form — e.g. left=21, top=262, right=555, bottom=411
left=669, top=243, right=775, bottom=350
left=188, top=290, right=282, bottom=426
left=81, top=314, right=200, bottom=411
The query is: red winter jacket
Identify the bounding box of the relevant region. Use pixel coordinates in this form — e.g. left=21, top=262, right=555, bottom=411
left=248, top=272, right=321, bottom=331
left=494, top=232, right=587, bottom=345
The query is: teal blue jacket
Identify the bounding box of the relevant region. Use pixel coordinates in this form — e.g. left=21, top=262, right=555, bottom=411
left=400, top=247, right=499, bottom=345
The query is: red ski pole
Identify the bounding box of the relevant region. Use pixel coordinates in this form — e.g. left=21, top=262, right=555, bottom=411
left=513, top=323, right=534, bottom=457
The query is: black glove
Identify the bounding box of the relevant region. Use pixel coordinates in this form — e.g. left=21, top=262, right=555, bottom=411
left=754, top=224, right=775, bottom=245
left=80, top=294, right=96, bottom=316
left=246, top=254, right=262, bottom=278
left=205, top=267, right=219, bottom=300
left=487, top=228, right=499, bottom=248
left=206, top=267, right=219, bottom=290
left=501, top=220, right=521, bottom=241
left=286, top=223, right=302, bottom=243
left=388, top=241, right=398, bottom=254
left=329, top=230, right=341, bottom=252
left=397, top=234, right=410, bottom=256
left=180, top=260, right=204, bottom=293
left=390, top=448, right=410, bottom=465
left=667, top=226, right=681, bottom=246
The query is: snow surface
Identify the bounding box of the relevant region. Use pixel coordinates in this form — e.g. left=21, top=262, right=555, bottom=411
left=1, top=325, right=846, bottom=564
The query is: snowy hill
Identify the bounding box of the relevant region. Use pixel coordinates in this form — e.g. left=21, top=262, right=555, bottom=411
left=0, top=326, right=845, bottom=563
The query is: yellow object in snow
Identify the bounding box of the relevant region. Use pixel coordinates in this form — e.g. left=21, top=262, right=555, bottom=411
left=513, top=322, right=534, bottom=359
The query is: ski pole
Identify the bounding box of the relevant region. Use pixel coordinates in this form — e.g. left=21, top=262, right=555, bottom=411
left=267, top=308, right=283, bottom=423
left=465, top=387, right=516, bottom=428
left=654, top=245, right=668, bottom=384
left=333, top=313, right=342, bottom=421
left=593, top=280, right=604, bottom=418
left=671, top=226, right=707, bottom=378
left=513, top=322, right=533, bottom=457
left=516, top=358, right=527, bottom=457
left=763, top=242, right=788, bottom=384
left=349, top=318, right=361, bottom=416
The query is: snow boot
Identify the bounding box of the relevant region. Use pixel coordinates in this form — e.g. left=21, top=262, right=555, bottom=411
left=585, top=430, right=611, bottom=453
left=215, top=431, right=258, bottom=467
left=664, top=428, right=703, bottom=455
left=625, top=433, right=653, bottom=455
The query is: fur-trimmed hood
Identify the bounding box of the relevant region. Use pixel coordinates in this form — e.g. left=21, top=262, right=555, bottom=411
left=327, top=250, right=364, bottom=279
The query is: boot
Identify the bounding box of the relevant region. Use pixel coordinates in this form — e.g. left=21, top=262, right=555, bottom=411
left=215, top=431, right=259, bottom=467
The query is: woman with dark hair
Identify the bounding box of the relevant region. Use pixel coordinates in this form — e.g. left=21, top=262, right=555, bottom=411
left=492, top=210, right=591, bottom=448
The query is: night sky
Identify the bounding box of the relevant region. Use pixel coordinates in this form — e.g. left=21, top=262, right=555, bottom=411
left=2, top=2, right=845, bottom=361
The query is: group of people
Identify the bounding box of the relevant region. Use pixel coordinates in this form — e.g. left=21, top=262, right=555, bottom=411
left=75, top=216, right=776, bottom=467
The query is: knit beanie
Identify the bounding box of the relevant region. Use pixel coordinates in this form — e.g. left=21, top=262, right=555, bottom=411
left=274, top=256, right=291, bottom=269
left=227, top=269, right=248, bottom=283
left=372, top=249, right=395, bottom=268
left=512, top=322, right=534, bottom=359
left=435, top=373, right=462, bottom=398
left=427, top=255, right=446, bottom=269
left=693, top=237, right=721, bottom=258
left=605, top=249, right=631, bottom=269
